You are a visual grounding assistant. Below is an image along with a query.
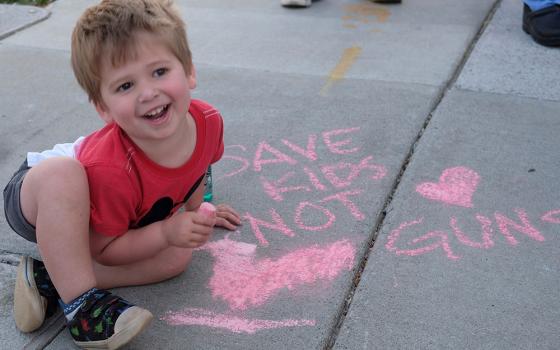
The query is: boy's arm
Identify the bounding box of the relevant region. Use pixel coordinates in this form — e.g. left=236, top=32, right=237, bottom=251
left=90, top=221, right=168, bottom=266
left=91, top=208, right=216, bottom=266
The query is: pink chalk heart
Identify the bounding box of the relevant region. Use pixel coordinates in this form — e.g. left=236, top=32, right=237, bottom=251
left=415, top=167, right=479, bottom=208
left=198, top=202, right=216, bottom=218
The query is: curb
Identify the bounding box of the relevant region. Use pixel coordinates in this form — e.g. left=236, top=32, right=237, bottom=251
left=0, top=4, right=50, bottom=40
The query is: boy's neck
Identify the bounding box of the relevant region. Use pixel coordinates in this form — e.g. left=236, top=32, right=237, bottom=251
left=132, top=112, right=197, bottom=168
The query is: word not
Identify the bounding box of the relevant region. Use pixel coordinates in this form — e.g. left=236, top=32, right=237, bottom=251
left=198, top=236, right=355, bottom=310
left=161, top=308, right=315, bottom=334
left=386, top=208, right=560, bottom=260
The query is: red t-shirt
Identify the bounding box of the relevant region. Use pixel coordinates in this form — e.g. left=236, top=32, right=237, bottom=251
left=76, top=99, right=224, bottom=236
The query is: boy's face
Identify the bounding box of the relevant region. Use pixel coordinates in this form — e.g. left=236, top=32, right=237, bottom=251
left=95, top=31, right=196, bottom=146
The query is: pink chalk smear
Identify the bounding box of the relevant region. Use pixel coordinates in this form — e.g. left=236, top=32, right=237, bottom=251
left=416, top=166, right=479, bottom=208
left=199, top=237, right=355, bottom=310
left=160, top=308, right=316, bottom=334
left=161, top=308, right=316, bottom=334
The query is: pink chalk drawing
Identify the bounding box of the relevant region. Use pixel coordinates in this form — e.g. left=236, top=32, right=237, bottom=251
left=386, top=208, right=551, bottom=260
left=244, top=209, right=296, bottom=246
left=321, top=190, right=365, bottom=220
left=321, top=156, right=387, bottom=188
left=322, top=127, right=361, bottom=154
left=416, top=166, right=480, bottom=208
left=542, top=209, right=560, bottom=224
left=261, top=172, right=311, bottom=202
left=161, top=308, right=315, bottom=334
left=216, top=145, right=250, bottom=181
left=294, top=201, right=336, bottom=231
left=253, top=141, right=298, bottom=172
left=450, top=215, right=494, bottom=249
left=385, top=218, right=460, bottom=260
left=494, top=208, right=544, bottom=245
left=281, top=135, right=318, bottom=161
left=198, top=236, right=355, bottom=311
left=303, top=166, right=328, bottom=191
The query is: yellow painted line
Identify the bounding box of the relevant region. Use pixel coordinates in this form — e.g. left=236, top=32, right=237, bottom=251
left=320, top=46, right=362, bottom=96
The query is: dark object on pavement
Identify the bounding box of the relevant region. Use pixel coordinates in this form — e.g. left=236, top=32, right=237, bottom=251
left=523, top=4, right=560, bottom=47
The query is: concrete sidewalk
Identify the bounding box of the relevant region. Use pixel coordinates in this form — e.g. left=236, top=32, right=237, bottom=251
left=1, top=0, right=558, bottom=349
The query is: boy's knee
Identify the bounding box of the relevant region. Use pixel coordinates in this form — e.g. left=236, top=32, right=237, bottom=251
left=28, top=157, right=87, bottom=192
left=160, top=249, right=193, bottom=278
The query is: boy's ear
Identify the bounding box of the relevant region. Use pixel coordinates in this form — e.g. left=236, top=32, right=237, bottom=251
left=95, top=102, right=114, bottom=124
left=188, top=64, right=197, bottom=89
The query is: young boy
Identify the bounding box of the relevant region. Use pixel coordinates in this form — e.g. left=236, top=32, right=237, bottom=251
left=3, top=0, right=240, bottom=348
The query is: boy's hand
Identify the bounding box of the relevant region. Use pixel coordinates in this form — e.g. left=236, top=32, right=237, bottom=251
left=214, top=203, right=242, bottom=230
left=162, top=207, right=216, bottom=248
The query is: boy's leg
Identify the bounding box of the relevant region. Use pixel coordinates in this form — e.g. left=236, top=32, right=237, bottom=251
left=93, top=247, right=193, bottom=289
left=18, top=157, right=152, bottom=348
left=20, top=157, right=96, bottom=303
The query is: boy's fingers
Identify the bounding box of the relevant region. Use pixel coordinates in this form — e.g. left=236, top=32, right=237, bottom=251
left=193, top=213, right=216, bottom=227
left=189, top=223, right=214, bottom=236
left=216, top=204, right=241, bottom=219
left=216, top=217, right=237, bottom=231
left=218, top=212, right=241, bottom=225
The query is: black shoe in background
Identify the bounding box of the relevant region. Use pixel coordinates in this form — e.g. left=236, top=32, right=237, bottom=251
left=522, top=4, right=560, bottom=47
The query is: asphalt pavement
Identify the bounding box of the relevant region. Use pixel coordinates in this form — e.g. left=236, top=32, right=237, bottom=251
left=1, top=0, right=559, bottom=349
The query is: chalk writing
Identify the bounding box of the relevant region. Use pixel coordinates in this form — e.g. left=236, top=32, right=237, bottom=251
left=386, top=166, right=560, bottom=260
left=219, top=127, right=386, bottom=246
left=161, top=308, right=315, bottom=334
left=541, top=209, right=560, bottom=224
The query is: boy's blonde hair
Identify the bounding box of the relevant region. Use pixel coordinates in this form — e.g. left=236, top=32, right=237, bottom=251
left=71, top=0, right=192, bottom=106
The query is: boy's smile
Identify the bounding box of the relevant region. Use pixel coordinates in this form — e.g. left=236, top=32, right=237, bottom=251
left=95, top=31, right=196, bottom=153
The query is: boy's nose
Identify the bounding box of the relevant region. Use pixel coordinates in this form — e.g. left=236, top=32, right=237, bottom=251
left=138, top=86, right=159, bottom=102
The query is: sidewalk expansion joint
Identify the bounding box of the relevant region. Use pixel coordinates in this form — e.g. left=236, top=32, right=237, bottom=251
left=0, top=249, right=23, bottom=266
left=23, top=312, right=66, bottom=350
left=322, top=1, right=503, bottom=348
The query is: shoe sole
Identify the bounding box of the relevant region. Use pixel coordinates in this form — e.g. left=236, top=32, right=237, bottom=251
left=523, top=11, right=560, bottom=47
left=14, top=256, right=47, bottom=333
left=281, top=0, right=311, bottom=7
left=73, top=307, right=153, bottom=350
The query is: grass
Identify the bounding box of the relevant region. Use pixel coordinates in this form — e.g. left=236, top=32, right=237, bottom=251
left=0, top=0, right=53, bottom=6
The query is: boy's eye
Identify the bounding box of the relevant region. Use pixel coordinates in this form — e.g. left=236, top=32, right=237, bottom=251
left=154, top=68, right=168, bottom=77
left=117, top=82, right=133, bottom=92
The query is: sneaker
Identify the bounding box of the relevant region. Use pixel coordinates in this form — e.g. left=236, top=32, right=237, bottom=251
left=281, top=0, right=312, bottom=7
left=68, top=289, right=153, bottom=349
left=13, top=256, right=60, bottom=332
left=522, top=4, right=560, bottom=47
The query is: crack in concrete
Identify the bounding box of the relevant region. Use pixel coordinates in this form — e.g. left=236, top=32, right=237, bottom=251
left=323, top=1, right=504, bottom=348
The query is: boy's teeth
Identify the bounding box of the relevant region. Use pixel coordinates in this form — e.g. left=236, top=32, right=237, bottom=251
left=146, top=106, right=164, bottom=117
